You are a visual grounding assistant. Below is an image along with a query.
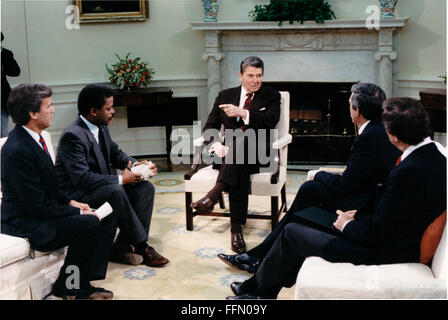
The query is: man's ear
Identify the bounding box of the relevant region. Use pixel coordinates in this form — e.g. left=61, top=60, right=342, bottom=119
left=29, top=111, right=38, bottom=120
left=89, top=107, right=97, bottom=117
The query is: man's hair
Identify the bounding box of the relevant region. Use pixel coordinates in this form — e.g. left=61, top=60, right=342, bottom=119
left=240, top=56, right=264, bottom=74
left=350, top=82, right=387, bottom=121
left=382, top=97, right=431, bottom=145
left=7, top=83, right=52, bottom=125
left=77, top=84, right=114, bottom=116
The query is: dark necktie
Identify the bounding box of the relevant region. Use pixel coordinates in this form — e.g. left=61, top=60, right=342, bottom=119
left=243, top=92, right=252, bottom=110
left=39, top=134, right=51, bottom=159
left=239, top=93, right=252, bottom=130
left=98, top=127, right=110, bottom=173
left=395, top=155, right=402, bottom=166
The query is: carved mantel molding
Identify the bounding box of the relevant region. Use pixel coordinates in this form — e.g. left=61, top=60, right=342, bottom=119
left=191, top=19, right=407, bottom=33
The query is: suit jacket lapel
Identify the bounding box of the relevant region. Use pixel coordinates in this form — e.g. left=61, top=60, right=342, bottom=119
left=99, top=125, right=111, bottom=163
left=249, top=85, right=267, bottom=112
left=77, top=118, right=109, bottom=174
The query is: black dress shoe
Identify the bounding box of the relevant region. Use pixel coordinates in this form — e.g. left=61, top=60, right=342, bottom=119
left=226, top=294, right=265, bottom=300
left=190, top=196, right=216, bottom=213
left=231, top=232, right=247, bottom=254
left=230, top=282, right=245, bottom=296
left=52, top=282, right=83, bottom=300
left=53, top=280, right=114, bottom=300
left=217, top=253, right=260, bottom=273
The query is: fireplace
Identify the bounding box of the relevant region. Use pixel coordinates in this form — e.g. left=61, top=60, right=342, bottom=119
left=191, top=19, right=407, bottom=166
left=266, top=82, right=356, bottom=165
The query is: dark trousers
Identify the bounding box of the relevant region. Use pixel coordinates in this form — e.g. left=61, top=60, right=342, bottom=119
left=214, top=135, right=258, bottom=227
left=30, top=213, right=117, bottom=288
left=248, top=179, right=369, bottom=259
left=217, top=162, right=251, bottom=226
left=80, top=181, right=155, bottom=246
left=254, top=222, right=386, bottom=298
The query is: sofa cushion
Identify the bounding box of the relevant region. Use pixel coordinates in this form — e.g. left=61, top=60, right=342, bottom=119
left=0, top=234, right=31, bottom=268
left=295, top=256, right=446, bottom=299
left=431, top=226, right=447, bottom=279
left=420, top=210, right=446, bottom=265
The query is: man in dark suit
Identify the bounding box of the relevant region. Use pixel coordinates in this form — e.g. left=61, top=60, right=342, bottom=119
left=226, top=96, right=446, bottom=299
left=1, top=83, right=116, bottom=299
left=190, top=56, right=281, bottom=253
left=55, top=84, right=169, bottom=267
left=218, top=82, right=401, bottom=270
left=1, top=32, right=21, bottom=137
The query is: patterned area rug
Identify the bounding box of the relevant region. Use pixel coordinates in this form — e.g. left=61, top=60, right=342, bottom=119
left=87, top=170, right=307, bottom=300
left=148, top=170, right=308, bottom=195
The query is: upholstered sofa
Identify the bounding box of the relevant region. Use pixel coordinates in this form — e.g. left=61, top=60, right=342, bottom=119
left=295, top=226, right=446, bottom=299
left=0, top=131, right=66, bottom=300
left=295, top=162, right=447, bottom=299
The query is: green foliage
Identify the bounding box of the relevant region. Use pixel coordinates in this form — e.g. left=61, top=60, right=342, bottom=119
left=249, top=0, right=336, bottom=25
left=106, top=52, right=155, bottom=92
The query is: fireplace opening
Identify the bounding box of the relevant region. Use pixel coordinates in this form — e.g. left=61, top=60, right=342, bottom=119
left=265, top=82, right=356, bottom=167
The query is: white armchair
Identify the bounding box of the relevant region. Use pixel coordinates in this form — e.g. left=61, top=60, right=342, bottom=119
left=184, top=91, right=291, bottom=231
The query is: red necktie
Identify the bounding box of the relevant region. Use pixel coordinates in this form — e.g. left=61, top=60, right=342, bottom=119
left=39, top=135, right=50, bottom=157
left=239, top=93, right=252, bottom=130
left=395, top=155, right=402, bottom=166
left=243, top=92, right=252, bottom=110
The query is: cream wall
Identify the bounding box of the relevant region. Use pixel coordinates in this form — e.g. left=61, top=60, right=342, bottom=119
left=1, top=0, right=446, bottom=155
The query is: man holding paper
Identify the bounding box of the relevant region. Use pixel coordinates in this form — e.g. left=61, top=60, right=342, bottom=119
left=55, top=84, right=169, bottom=267
left=1, top=83, right=116, bottom=299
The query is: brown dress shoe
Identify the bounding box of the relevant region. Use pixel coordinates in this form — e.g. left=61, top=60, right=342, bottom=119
left=231, top=232, right=247, bottom=254
left=139, top=246, right=169, bottom=267
left=190, top=196, right=215, bottom=213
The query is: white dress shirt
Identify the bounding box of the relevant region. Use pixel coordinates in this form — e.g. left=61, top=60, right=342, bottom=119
left=357, top=120, right=371, bottom=136
left=238, top=86, right=252, bottom=125
left=22, top=126, right=45, bottom=150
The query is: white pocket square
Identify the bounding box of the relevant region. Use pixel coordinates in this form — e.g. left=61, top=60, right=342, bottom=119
left=259, top=107, right=266, bottom=111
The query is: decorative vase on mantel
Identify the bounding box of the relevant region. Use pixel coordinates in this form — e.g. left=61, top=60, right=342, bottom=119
left=202, top=0, right=220, bottom=22
left=379, top=0, right=398, bottom=19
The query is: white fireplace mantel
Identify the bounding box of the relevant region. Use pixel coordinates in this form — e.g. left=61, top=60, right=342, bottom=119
left=191, top=19, right=408, bottom=114
left=191, top=19, right=407, bottom=32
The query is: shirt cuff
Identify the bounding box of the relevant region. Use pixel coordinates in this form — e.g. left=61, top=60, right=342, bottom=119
left=341, top=220, right=352, bottom=232
left=118, top=175, right=123, bottom=185
left=243, top=110, right=250, bottom=125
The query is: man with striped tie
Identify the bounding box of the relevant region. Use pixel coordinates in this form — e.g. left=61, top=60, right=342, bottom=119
left=1, top=83, right=117, bottom=299
left=190, top=56, right=281, bottom=253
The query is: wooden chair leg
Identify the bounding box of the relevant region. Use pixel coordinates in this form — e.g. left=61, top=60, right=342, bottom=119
left=185, top=192, right=194, bottom=231
left=218, top=192, right=225, bottom=209
left=271, top=196, right=279, bottom=230
left=281, top=184, right=287, bottom=212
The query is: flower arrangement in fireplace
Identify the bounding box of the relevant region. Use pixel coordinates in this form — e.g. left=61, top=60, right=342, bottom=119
left=106, top=52, right=155, bottom=92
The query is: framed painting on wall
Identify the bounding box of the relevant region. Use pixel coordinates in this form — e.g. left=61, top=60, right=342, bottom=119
left=73, top=0, right=149, bottom=23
